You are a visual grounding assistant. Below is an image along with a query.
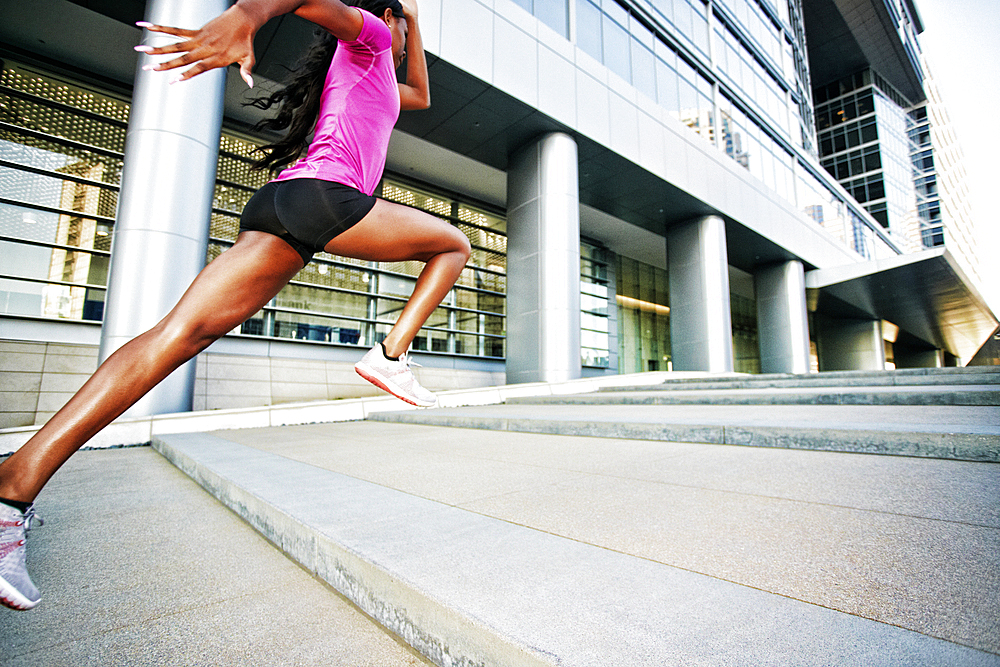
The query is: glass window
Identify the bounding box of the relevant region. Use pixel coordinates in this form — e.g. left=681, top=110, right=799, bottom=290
left=510, top=0, right=568, bottom=37
left=656, top=58, right=680, bottom=113
left=691, top=2, right=710, bottom=54
left=861, top=119, right=878, bottom=143
left=616, top=255, right=670, bottom=373
left=631, top=39, right=657, bottom=101
left=534, top=0, right=568, bottom=36
left=0, top=58, right=508, bottom=359
left=677, top=77, right=698, bottom=127
left=581, top=242, right=610, bottom=368
left=731, top=292, right=759, bottom=374
left=649, top=0, right=675, bottom=22
left=0, top=62, right=122, bottom=321
left=577, top=0, right=604, bottom=61
left=603, top=14, right=632, bottom=82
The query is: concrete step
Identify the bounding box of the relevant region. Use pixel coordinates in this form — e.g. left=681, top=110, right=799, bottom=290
left=151, top=425, right=1000, bottom=667
left=368, top=403, right=1000, bottom=462
left=0, top=447, right=432, bottom=665
left=511, top=385, right=1000, bottom=406
left=605, top=367, right=1000, bottom=392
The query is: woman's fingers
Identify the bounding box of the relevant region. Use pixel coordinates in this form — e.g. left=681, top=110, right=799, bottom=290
left=132, top=12, right=256, bottom=85
left=136, top=21, right=197, bottom=37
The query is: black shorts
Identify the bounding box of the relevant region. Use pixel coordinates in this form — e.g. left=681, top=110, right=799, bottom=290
left=239, top=179, right=378, bottom=264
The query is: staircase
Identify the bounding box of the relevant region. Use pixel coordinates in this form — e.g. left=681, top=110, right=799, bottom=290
left=152, top=366, right=1000, bottom=666
left=370, top=366, right=1000, bottom=462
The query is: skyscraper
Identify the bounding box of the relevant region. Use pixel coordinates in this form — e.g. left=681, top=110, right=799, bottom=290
left=908, top=61, right=982, bottom=290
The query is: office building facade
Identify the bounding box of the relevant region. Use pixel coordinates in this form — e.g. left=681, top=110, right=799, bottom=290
left=1, top=0, right=995, bottom=427
left=907, top=64, right=982, bottom=290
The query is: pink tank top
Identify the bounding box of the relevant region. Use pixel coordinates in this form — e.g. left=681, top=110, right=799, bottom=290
left=273, top=10, right=400, bottom=196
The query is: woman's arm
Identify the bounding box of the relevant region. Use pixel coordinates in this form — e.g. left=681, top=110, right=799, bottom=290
left=397, top=0, right=430, bottom=111
left=137, top=0, right=362, bottom=86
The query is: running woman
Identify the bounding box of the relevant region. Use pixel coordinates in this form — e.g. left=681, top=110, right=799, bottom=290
left=0, top=0, right=470, bottom=610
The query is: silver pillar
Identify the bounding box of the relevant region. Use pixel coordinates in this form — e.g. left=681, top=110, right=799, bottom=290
left=667, top=216, right=734, bottom=372
left=755, top=260, right=810, bottom=374
left=506, top=133, right=581, bottom=384
left=99, top=0, right=226, bottom=417
left=815, top=316, right=886, bottom=371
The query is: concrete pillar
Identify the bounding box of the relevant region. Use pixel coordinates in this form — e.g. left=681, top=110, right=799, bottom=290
left=506, top=133, right=581, bottom=384
left=667, top=216, right=734, bottom=372
left=814, top=316, right=886, bottom=371
left=894, top=346, right=944, bottom=369
left=99, top=0, right=226, bottom=417
left=755, top=260, right=810, bottom=374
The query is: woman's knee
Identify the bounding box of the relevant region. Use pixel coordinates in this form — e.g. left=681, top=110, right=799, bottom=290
left=151, top=315, right=224, bottom=358
left=446, top=225, right=472, bottom=261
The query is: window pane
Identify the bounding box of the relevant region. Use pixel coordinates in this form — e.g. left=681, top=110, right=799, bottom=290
left=577, top=0, right=604, bottom=62
left=603, top=15, right=632, bottom=82
left=656, top=58, right=680, bottom=113
left=536, top=0, right=568, bottom=37
left=631, top=39, right=657, bottom=101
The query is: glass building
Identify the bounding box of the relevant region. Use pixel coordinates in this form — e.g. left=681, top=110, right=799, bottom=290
left=0, top=0, right=995, bottom=427
left=907, top=63, right=981, bottom=290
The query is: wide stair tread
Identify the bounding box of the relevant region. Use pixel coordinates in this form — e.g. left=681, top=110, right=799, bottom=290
left=606, top=367, right=1000, bottom=392
left=512, top=385, right=999, bottom=406
left=371, top=369, right=1000, bottom=462
left=153, top=424, right=1000, bottom=666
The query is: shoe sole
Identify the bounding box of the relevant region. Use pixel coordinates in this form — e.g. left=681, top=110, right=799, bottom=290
left=0, top=575, right=39, bottom=611
left=355, top=363, right=436, bottom=408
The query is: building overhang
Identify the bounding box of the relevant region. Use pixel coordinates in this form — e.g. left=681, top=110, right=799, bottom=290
left=801, top=0, right=925, bottom=103
left=805, top=249, right=997, bottom=360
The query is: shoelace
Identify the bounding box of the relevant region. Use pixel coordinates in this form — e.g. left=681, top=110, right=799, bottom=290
left=22, top=506, right=43, bottom=532
left=399, top=353, right=423, bottom=369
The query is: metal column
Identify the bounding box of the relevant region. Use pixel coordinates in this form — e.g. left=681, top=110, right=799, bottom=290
left=99, top=0, right=227, bottom=417
left=667, top=215, right=734, bottom=373
left=506, top=133, right=582, bottom=384
left=755, top=260, right=811, bottom=374
left=814, top=316, right=886, bottom=371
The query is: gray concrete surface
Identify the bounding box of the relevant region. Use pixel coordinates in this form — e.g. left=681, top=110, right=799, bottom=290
left=152, top=421, right=1000, bottom=665
left=510, top=385, right=1000, bottom=405
left=0, top=447, right=432, bottom=667
left=611, top=367, right=1000, bottom=390
left=368, top=403, right=1000, bottom=461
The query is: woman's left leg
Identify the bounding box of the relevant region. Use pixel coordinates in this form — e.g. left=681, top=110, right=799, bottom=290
left=322, top=198, right=472, bottom=358
left=0, top=232, right=305, bottom=504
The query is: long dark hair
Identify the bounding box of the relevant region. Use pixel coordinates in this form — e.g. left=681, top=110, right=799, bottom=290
left=248, top=0, right=405, bottom=174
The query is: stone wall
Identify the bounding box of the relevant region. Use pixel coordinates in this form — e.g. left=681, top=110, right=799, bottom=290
left=1, top=340, right=504, bottom=429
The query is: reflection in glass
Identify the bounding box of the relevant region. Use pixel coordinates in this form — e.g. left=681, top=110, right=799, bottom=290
left=616, top=255, right=669, bottom=373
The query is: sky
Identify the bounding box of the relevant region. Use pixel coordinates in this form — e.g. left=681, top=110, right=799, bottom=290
left=910, top=0, right=1000, bottom=310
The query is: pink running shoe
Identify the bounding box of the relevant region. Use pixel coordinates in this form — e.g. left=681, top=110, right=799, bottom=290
left=355, top=343, right=437, bottom=407
left=0, top=502, right=42, bottom=611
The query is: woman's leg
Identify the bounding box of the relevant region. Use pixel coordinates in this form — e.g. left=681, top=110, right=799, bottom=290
left=0, top=232, right=305, bottom=503
left=322, top=198, right=471, bottom=358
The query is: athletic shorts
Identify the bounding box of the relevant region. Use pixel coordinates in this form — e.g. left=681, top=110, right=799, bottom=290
left=239, top=178, right=378, bottom=265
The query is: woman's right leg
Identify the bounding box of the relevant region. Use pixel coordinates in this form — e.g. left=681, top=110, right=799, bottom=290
left=0, top=231, right=305, bottom=504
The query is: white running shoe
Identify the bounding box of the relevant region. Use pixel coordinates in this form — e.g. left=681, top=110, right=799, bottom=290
left=0, top=502, right=42, bottom=611
left=355, top=343, right=437, bottom=407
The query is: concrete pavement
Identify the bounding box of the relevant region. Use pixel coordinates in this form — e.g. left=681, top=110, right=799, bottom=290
left=156, top=418, right=1000, bottom=665
left=0, top=446, right=432, bottom=667
left=2, top=367, right=998, bottom=665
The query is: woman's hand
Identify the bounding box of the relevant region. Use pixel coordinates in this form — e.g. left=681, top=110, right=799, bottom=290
left=135, top=5, right=262, bottom=87
left=400, top=0, right=418, bottom=22
left=135, top=0, right=363, bottom=87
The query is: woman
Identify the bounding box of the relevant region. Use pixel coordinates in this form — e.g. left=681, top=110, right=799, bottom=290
left=0, top=0, right=470, bottom=611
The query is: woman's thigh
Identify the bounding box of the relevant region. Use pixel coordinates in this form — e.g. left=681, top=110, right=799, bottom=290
left=322, top=199, right=470, bottom=263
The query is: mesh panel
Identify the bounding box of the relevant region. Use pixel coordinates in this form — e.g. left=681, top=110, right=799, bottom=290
left=1, top=60, right=508, bottom=357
